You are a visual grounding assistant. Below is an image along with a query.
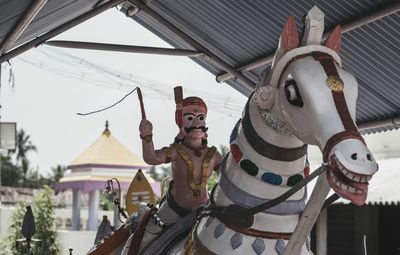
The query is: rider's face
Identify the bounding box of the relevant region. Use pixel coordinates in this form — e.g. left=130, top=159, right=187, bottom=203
left=181, top=105, right=207, bottom=139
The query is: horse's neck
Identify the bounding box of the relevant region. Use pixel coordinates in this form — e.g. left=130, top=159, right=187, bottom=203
left=231, top=97, right=307, bottom=183
left=215, top=98, right=308, bottom=230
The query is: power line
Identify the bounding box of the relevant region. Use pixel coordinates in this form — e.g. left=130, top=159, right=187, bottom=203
left=15, top=47, right=246, bottom=118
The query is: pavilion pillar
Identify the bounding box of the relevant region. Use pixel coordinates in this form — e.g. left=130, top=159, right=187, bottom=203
left=88, top=189, right=100, bottom=231
left=113, top=206, right=121, bottom=228
left=71, top=189, right=82, bottom=230
left=316, top=208, right=328, bottom=255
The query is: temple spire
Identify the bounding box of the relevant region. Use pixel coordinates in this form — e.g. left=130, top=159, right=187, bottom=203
left=103, top=120, right=111, bottom=137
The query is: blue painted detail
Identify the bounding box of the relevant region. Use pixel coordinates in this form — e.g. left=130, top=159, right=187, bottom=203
left=214, top=223, right=225, bottom=239
left=275, top=239, right=286, bottom=255
left=229, top=119, right=241, bottom=143
left=261, top=172, right=283, bottom=185
left=252, top=238, right=265, bottom=255
left=230, top=232, right=242, bottom=250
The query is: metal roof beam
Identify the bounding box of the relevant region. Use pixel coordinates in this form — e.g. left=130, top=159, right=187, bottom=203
left=44, top=40, right=204, bottom=57
left=0, top=0, right=126, bottom=64
left=128, top=0, right=256, bottom=91
left=216, top=1, right=400, bottom=83
left=0, top=0, right=48, bottom=55
left=359, top=116, right=400, bottom=133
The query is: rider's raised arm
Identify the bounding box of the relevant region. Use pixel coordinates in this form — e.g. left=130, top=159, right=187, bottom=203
left=139, top=119, right=174, bottom=165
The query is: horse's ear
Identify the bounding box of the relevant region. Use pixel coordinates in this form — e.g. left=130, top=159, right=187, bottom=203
left=324, top=25, right=342, bottom=53
left=280, top=16, right=300, bottom=53
left=270, top=16, right=300, bottom=71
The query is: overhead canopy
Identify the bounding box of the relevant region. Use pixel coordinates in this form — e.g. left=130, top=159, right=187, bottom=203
left=0, top=0, right=399, bottom=134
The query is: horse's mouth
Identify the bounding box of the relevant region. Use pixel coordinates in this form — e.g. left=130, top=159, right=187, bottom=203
left=327, top=155, right=372, bottom=206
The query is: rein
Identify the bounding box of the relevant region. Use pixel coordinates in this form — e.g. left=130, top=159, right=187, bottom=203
left=200, top=154, right=339, bottom=231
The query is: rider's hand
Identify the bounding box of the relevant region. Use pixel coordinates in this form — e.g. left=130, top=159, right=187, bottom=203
left=139, top=119, right=153, bottom=136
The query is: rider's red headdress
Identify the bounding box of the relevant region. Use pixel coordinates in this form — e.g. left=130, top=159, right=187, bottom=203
left=174, top=86, right=207, bottom=128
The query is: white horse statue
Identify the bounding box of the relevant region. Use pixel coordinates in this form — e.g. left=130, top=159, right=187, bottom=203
left=90, top=7, right=378, bottom=255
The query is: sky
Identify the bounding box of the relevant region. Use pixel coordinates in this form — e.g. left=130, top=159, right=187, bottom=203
left=1, top=7, right=399, bottom=177
left=0, top=8, right=247, bottom=176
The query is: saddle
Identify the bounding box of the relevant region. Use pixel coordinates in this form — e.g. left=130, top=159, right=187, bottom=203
left=126, top=202, right=199, bottom=255
left=127, top=203, right=163, bottom=255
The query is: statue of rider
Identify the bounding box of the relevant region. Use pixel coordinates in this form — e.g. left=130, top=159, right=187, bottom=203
left=125, top=86, right=222, bottom=254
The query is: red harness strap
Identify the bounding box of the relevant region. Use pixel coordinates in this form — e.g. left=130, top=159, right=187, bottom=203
left=276, top=51, right=364, bottom=163
left=310, top=52, right=365, bottom=162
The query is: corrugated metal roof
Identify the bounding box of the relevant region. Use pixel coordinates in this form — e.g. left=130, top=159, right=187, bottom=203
left=0, top=0, right=399, bottom=133
left=0, top=0, right=100, bottom=50
left=123, top=0, right=400, bottom=133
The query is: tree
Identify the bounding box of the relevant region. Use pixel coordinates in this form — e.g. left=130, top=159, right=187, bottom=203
left=2, top=200, right=28, bottom=255
left=0, top=155, right=22, bottom=187
left=15, top=129, right=37, bottom=184
left=49, top=165, right=66, bottom=184
left=1, top=187, right=59, bottom=255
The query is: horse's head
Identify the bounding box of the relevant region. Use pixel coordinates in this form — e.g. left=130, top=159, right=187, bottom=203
left=254, top=7, right=378, bottom=205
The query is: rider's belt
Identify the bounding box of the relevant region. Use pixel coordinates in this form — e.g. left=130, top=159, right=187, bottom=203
left=166, top=181, right=192, bottom=217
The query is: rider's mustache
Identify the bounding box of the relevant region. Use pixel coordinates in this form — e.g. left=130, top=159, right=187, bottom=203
left=184, top=126, right=208, bottom=133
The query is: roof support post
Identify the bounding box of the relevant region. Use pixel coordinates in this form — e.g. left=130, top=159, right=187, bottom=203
left=0, top=0, right=126, bottom=64
left=216, top=1, right=400, bottom=83
left=0, top=0, right=48, bottom=55
left=128, top=0, right=256, bottom=91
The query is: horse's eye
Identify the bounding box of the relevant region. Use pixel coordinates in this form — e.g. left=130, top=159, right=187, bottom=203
left=284, top=79, right=304, bottom=107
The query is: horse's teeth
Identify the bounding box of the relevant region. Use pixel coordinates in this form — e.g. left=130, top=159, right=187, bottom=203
left=367, top=175, right=372, bottom=181
left=348, top=186, right=356, bottom=193
left=360, top=176, right=368, bottom=183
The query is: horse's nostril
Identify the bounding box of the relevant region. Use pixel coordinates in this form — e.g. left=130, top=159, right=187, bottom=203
left=351, top=153, right=357, bottom=160
left=367, top=154, right=372, bottom=161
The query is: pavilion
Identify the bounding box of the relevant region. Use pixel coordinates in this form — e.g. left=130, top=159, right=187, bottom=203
left=55, top=121, right=157, bottom=231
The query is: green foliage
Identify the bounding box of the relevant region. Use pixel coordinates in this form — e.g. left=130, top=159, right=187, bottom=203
left=0, top=187, right=59, bottom=255
left=32, top=186, right=59, bottom=255
left=0, top=155, right=22, bottom=187
left=1, top=129, right=65, bottom=188
left=100, top=193, right=114, bottom=211
left=207, top=171, right=218, bottom=191
left=0, top=200, right=28, bottom=255
left=48, top=165, right=66, bottom=184
left=15, top=129, right=37, bottom=185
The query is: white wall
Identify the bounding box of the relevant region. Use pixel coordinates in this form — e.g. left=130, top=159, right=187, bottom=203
left=57, top=230, right=97, bottom=255
left=0, top=206, right=117, bottom=254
